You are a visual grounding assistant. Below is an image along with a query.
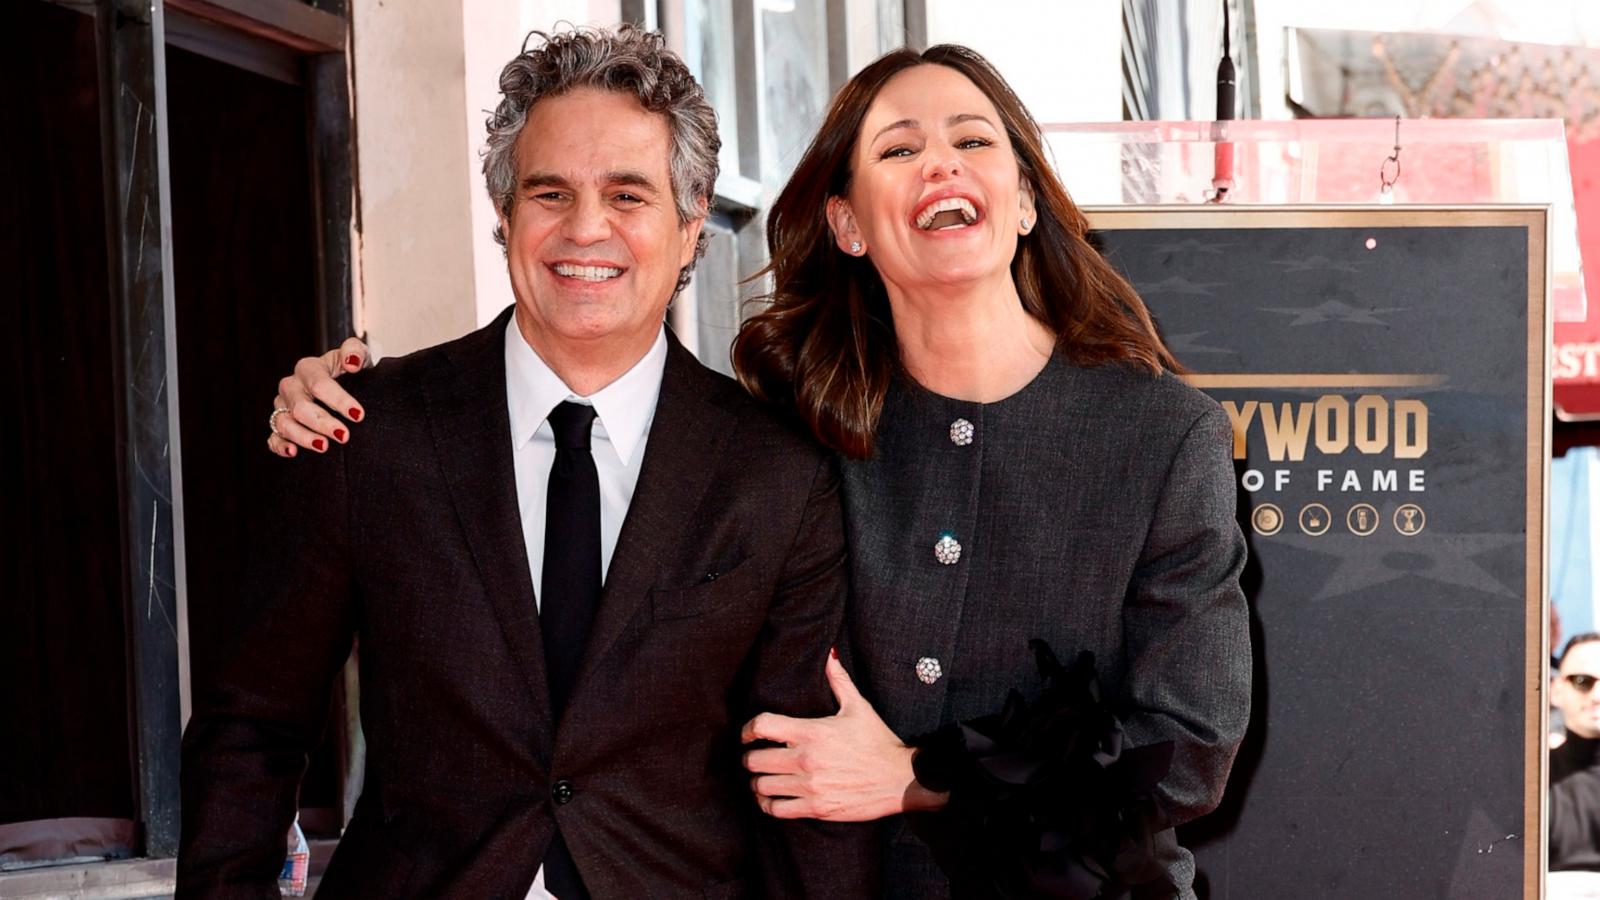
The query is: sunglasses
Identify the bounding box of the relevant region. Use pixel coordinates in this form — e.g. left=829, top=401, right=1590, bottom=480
left=1566, top=674, right=1600, bottom=693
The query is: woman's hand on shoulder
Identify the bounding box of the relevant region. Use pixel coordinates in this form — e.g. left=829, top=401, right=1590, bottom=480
left=741, top=650, right=939, bottom=822
left=267, top=337, right=371, bottom=458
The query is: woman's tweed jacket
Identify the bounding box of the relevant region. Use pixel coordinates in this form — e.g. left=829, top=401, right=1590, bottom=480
left=840, top=354, right=1251, bottom=899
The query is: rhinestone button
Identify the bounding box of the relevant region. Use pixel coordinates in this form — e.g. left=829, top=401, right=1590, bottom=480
left=933, top=533, right=962, bottom=565
left=916, top=657, right=943, bottom=684
left=949, top=418, right=974, bottom=446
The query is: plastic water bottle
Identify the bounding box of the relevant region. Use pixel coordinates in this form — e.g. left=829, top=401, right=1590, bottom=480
left=278, top=817, right=309, bottom=896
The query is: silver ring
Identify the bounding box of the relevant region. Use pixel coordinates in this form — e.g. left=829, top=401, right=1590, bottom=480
left=269, top=406, right=292, bottom=437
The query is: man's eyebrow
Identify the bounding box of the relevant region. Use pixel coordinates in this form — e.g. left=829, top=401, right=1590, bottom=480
left=520, top=172, right=570, bottom=191
left=608, top=171, right=661, bottom=192
left=518, top=171, right=662, bottom=192
left=870, top=113, right=998, bottom=145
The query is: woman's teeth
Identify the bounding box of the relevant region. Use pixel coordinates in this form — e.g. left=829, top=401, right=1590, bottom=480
left=916, top=197, right=978, bottom=230
left=553, top=264, right=622, bottom=281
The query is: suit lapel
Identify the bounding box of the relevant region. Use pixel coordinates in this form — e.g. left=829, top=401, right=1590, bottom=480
left=565, top=336, right=734, bottom=714
left=423, top=307, right=554, bottom=749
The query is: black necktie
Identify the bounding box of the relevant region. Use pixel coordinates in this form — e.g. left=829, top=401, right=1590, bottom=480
left=540, top=401, right=600, bottom=900
left=542, top=401, right=602, bottom=714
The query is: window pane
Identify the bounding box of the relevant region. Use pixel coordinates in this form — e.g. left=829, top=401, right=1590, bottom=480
left=759, top=0, right=829, bottom=189
left=684, top=0, right=741, bottom=180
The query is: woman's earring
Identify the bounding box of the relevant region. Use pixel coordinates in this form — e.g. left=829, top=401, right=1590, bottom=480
left=850, top=241, right=863, bottom=254
left=1020, top=216, right=1032, bottom=234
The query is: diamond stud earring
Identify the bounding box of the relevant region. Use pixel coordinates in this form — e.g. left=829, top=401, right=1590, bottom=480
left=850, top=241, right=862, bottom=254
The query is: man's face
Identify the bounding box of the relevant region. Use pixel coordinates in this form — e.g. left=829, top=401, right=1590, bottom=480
left=1556, top=641, right=1600, bottom=739
left=500, top=87, right=703, bottom=362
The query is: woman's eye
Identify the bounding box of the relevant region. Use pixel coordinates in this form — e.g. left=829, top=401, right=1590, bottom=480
left=957, top=137, right=993, bottom=150
left=879, top=146, right=915, bottom=160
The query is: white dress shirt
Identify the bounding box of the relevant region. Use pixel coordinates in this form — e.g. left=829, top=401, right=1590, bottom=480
left=503, top=315, right=667, bottom=899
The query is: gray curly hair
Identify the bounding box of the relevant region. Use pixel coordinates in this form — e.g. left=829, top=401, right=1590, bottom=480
left=484, top=25, right=720, bottom=292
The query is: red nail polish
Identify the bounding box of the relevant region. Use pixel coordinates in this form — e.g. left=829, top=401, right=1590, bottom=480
left=334, top=428, right=347, bottom=442
left=830, top=647, right=839, bottom=660
left=345, top=354, right=361, bottom=368
left=349, top=408, right=363, bottom=421
left=313, top=438, right=326, bottom=451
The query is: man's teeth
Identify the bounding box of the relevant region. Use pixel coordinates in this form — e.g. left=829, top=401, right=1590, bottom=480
left=553, top=264, right=623, bottom=281
left=916, top=197, right=978, bottom=230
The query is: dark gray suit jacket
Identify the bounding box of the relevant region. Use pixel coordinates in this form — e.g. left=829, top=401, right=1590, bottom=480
left=841, top=356, right=1250, bottom=899
left=178, top=307, right=879, bottom=898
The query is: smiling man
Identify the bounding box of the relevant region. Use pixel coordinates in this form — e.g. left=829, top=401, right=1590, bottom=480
left=177, top=26, right=877, bottom=899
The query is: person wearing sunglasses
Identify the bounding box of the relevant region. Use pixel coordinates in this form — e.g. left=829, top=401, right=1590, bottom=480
left=1551, top=632, right=1600, bottom=893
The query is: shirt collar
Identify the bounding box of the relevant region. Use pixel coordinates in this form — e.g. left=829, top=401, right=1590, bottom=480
left=504, top=315, right=667, bottom=467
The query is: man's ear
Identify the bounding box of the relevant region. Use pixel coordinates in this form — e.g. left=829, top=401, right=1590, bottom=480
left=826, top=196, right=865, bottom=255
left=679, top=197, right=709, bottom=267
left=497, top=203, right=513, bottom=248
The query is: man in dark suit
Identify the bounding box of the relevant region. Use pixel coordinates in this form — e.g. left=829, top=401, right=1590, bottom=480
left=178, top=25, right=877, bottom=899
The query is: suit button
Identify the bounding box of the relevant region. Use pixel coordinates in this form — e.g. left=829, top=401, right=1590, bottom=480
left=552, top=779, right=575, bottom=805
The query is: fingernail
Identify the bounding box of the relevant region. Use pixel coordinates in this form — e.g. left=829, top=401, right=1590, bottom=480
left=349, top=408, right=363, bottom=422
left=830, top=647, right=839, bottom=660
left=345, top=354, right=361, bottom=368
left=334, top=428, right=347, bottom=442
left=286, top=445, right=296, bottom=457
left=313, top=438, right=326, bottom=452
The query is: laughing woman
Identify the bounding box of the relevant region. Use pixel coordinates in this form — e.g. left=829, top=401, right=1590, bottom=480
left=726, top=47, right=1249, bottom=899
left=266, top=43, right=1249, bottom=900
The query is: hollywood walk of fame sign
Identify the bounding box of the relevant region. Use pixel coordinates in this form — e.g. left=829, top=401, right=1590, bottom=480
left=1090, top=206, right=1548, bottom=900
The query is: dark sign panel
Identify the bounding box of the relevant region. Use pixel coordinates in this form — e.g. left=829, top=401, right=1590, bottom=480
left=1090, top=207, right=1548, bottom=899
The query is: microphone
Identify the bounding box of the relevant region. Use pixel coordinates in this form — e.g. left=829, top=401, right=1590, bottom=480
left=1211, top=1, right=1236, bottom=202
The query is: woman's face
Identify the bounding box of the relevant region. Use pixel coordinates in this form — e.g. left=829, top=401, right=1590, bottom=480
left=831, top=64, right=1034, bottom=298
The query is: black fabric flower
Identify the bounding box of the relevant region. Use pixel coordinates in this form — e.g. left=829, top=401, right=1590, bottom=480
left=907, top=640, right=1179, bottom=900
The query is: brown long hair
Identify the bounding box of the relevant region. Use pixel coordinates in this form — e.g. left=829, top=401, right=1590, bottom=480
left=731, top=44, right=1179, bottom=459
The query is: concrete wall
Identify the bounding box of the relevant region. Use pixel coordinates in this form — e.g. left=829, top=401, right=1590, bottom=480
left=462, top=2, right=525, bottom=330
left=350, top=0, right=479, bottom=357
